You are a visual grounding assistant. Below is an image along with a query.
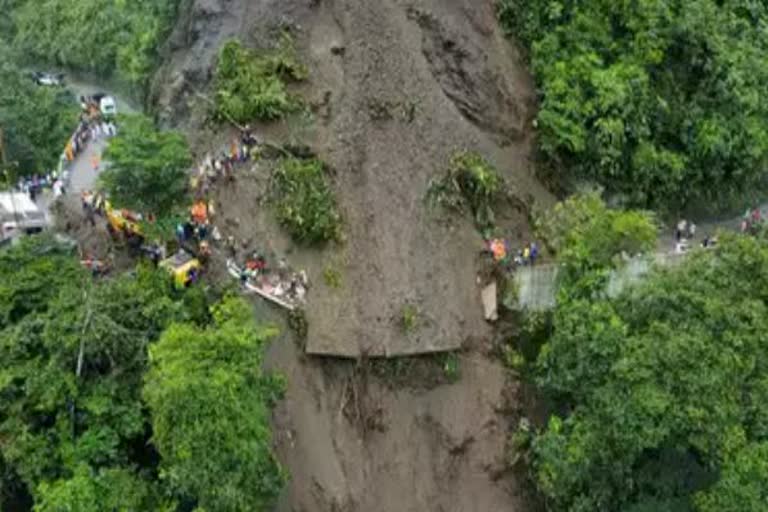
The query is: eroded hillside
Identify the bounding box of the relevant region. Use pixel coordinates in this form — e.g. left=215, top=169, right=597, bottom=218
left=152, top=0, right=552, bottom=509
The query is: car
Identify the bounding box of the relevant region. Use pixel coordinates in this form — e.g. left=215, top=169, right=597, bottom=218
left=100, top=96, right=117, bottom=116
left=31, top=72, right=64, bottom=86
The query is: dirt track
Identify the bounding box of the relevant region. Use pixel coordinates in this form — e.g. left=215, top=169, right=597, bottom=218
left=153, top=0, right=551, bottom=509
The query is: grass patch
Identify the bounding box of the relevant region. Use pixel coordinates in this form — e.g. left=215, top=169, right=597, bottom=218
left=323, top=265, right=342, bottom=289
left=427, top=150, right=505, bottom=232
left=400, top=303, right=419, bottom=333
left=271, top=157, right=342, bottom=244
left=214, top=34, right=308, bottom=123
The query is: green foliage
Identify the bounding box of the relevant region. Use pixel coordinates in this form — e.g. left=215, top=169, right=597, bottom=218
left=0, top=240, right=192, bottom=507
left=0, top=239, right=284, bottom=511
left=440, top=352, right=461, bottom=383
left=428, top=150, right=505, bottom=231
left=8, top=0, right=179, bottom=87
left=0, top=52, right=77, bottom=175
left=323, top=265, right=342, bottom=289
left=101, top=114, right=192, bottom=217
left=535, top=191, right=657, bottom=291
left=272, top=157, right=342, bottom=244
left=531, top=234, right=768, bottom=511
left=214, top=36, right=307, bottom=123
left=34, top=465, right=165, bottom=512
left=499, top=0, right=768, bottom=209
left=400, top=303, right=419, bottom=333
left=695, top=434, right=768, bottom=512
left=144, top=296, right=286, bottom=511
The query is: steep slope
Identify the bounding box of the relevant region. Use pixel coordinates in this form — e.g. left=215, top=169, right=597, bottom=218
left=152, top=0, right=551, bottom=509
left=153, top=0, right=551, bottom=357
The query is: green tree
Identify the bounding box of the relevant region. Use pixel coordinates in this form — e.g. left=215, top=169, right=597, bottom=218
left=144, top=296, right=286, bottom=511
left=34, top=465, right=164, bottom=512
left=0, top=51, right=77, bottom=175
left=272, top=157, right=342, bottom=244
left=531, top=234, right=768, bottom=511
left=214, top=37, right=307, bottom=124
left=535, top=191, right=657, bottom=293
left=101, top=114, right=192, bottom=217
left=9, top=0, right=179, bottom=88
left=0, top=237, right=193, bottom=508
left=499, top=0, right=768, bottom=210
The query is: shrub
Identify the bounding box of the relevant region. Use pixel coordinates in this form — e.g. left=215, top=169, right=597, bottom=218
left=498, top=0, right=768, bottom=210
left=214, top=35, right=307, bottom=123
left=401, top=303, right=419, bottom=333
left=271, top=157, right=342, bottom=244
left=428, top=150, right=505, bottom=231
left=322, top=265, right=342, bottom=289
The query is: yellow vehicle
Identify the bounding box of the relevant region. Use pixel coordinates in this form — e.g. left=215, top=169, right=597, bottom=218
left=104, top=202, right=143, bottom=239
left=160, top=250, right=202, bottom=289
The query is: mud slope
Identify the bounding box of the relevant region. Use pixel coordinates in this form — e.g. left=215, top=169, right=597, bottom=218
left=153, top=0, right=549, bottom=509
left=154, top=0, right=552, bottom=358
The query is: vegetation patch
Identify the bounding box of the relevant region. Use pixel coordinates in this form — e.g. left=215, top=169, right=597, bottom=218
left=427, top=150, right=505, bottom=232
left=323, top=264, right=343, bottom=289
left=271, top=157, right=342, bottom=244
left=498, top=0, right=768, bottom=209
left=101, top=114, right=192, bottom=218
left=214, top=35, right=307, bottom=124
left=0, top=237, right=286, bottom=510
left=0, top=52, right=78, bottom=176
left=8, top=0, right=179, bottom=88
left=400, top=303, right=419, bottom=333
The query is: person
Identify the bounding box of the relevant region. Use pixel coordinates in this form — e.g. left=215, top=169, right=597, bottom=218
left=522, top=244, right=531, bottom=265
left=530, top=241, right=539, bottom=265
left=676, top=219, right=687, bottom=241
left=688, top=222, right=696, bottom=239
left=176, top=223, right=186, bottom=243
left=514, top=249, right=524, bottom=266
left=90, top=154, right=100, bottom=172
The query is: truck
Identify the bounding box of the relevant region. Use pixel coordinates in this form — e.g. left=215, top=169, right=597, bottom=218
left=0, top=192, right=48, bottom=245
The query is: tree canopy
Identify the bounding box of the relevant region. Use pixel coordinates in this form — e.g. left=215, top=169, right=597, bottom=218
left=529, top=218, right=768, bottom=511
left=145, top=296, right=286, bottom=511
left=0, top=236, right=285, bottom=511
left=4, top=0, right=179, bottom=88
left=101, top=114, right=192, bottom=217
left=498, top=0, right=768, bottom=209
left=0, top=51, right=77, bottom=176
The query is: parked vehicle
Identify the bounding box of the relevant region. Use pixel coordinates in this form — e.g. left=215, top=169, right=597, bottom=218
left=31, top=72, right=64, bottom=86
left=100, top=96, right=117, bottom=116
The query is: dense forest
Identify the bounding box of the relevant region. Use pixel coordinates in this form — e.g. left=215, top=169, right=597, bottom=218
left=0, top=51, right=77, bottom=176
left=0, top=237, right=285, bottom=510
left=516, top=194, right=768, bottom=511
left=0, top=0, right=179, bottom=88
left=499, top=0, right=768, bottom=209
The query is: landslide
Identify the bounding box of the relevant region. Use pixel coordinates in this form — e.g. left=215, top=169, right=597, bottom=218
left=152, top=0, right=552, bottom=510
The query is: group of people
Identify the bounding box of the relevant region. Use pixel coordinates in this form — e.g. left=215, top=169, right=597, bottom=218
left=175, top=200, right=222, bottom=263
left=673, top=218, right=720, bottom=253
left=16, top=173, right=63, bottom=202
left=486, top=238, right=540, bottom=269
left=191, top=125, right=260, bottom=198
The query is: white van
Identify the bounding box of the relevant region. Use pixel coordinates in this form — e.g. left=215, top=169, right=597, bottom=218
left=100, top=96, right=117, bottom=116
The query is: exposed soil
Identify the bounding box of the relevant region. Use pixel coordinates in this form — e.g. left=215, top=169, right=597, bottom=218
left=153, top=0, right=552, bottom=509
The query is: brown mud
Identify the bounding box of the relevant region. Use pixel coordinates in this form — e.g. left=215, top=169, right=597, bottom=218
left=152, top=0, right=553, bottom=509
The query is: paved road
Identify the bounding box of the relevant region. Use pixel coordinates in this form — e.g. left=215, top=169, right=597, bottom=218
left=62, top=79, right=138, bottom=195
left=67, top=138, right=109, bottom=195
